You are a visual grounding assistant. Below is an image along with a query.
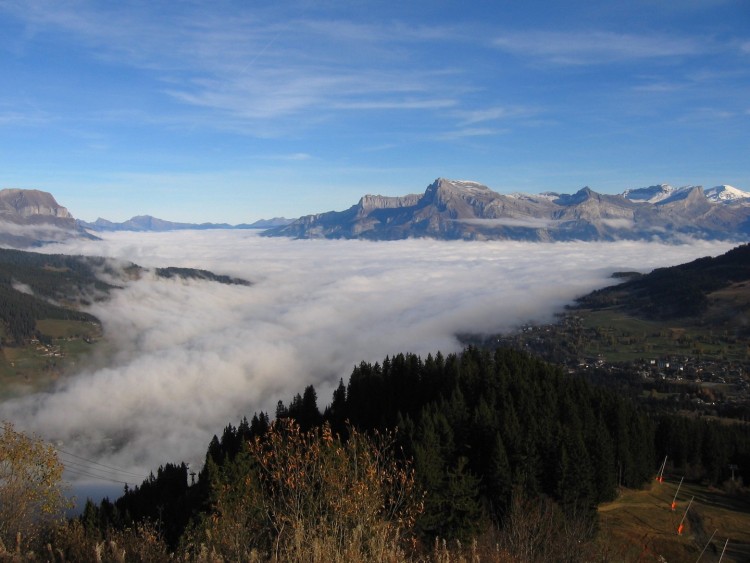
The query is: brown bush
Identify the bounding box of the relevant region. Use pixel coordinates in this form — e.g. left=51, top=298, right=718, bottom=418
left=186, top=420, right=423, bottom=562
left=0, top=421, right=71, bottom=553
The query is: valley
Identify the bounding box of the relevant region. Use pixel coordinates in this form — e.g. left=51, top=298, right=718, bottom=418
left=0, top=230, right=748, bottom=562
left=467, top=244, right=750, bottom=420
left=2, top=1, right=748, bottom=558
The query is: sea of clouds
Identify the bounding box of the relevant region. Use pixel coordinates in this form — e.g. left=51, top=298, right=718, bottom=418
left=0, top=231, right=738, bottom=495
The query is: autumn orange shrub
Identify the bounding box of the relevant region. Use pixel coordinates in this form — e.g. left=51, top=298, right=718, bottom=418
left=187, top=419, right=423, bottom=562
left=0, top=421, right=71, bottom=553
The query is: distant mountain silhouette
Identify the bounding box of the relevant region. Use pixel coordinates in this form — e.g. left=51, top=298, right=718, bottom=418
left=77, top=215, right=294, bottom=232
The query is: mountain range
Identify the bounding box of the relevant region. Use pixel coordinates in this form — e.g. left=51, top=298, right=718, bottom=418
left=77, top=215, right=294, bottom=233
left=263, top=179, right=750, bottom=242
left=1, top=181, right=749, bottom=248
left=0, top=187, right=293, bottom=248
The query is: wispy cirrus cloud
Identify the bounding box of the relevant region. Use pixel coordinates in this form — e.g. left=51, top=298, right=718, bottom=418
left=492, top=30, right=704, bottom=65
left=0, top=110, right=50, bottom=127
left=677, top=107, right=737, bottom=122
left=454, top=105, right=539, bottom=125
left=631, top=82, right=685, bottom=93
left=257, top=152, right=314, bottom=162
left=1, top=2, right=465, bottom=130
left=437, top=127, right=507, bottom=140
left=333, top=99, right=457, bottom=110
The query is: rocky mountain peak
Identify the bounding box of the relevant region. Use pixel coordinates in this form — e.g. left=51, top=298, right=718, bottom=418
left=657, top=185, right=704, bottom=206
left=0, top=188, right=72, bottom=219
left=554, top=186, right=597, bottom=206
left=705, top=185, right=750, bottom=203
left=428, top=178, right=492, bottom=196
left=0, top=188, right=96, bottom=248
left=356, top=193, right=422, bottom=213
left=622, top=184, right=674, bottom=204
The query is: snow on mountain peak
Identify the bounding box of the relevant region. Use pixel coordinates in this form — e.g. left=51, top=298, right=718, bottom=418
left=704, top=185, right=750, bottom=203
left=449, top=179, right=493, bottom=192
left=622, top=184, right=674, bottom=204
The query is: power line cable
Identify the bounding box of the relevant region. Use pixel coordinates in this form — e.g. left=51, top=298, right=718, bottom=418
left=59, top=457, right=141, bottom=482
left=62, top=466, right=134, bottom=487
left=55, top=446, right=148, bottom=479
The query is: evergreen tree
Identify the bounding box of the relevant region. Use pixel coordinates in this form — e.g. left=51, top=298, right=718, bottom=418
left=485, top=433, right=513, bottom=517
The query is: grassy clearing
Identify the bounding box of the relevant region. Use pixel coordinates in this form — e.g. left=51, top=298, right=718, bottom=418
left=598, top=479, right=750, bottom=562
left=0, top=319, right=101, bottom=400
left=36, top=319, right=100, bottom=339
left=574, top=282, right=750, bottom=363
left=575, top=305, right=750, bottom=363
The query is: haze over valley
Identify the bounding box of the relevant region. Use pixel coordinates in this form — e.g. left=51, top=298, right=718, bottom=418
left=0, top=230, right=736, bottom=484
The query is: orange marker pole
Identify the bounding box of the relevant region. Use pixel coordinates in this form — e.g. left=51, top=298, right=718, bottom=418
left=718, top=538, right=729, bottom=562
left=696, top=529, right=717, bottom=562
left=671, top=476, right=683, bottom=511
left=677, top=496, right=693, bottom=535
left=656, top=455, right=667, bottom=483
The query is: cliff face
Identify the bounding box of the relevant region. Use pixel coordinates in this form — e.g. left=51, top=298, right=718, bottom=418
left=264, top=178, right=750, bottom=242
left=0, top=189, right=73, bottom=220
left=0, top=188, right=95, bottom=248
left=357, top=194, right=422, bottom=213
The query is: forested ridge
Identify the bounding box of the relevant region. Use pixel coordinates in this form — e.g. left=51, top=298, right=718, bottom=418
left=576, top=242, right=750, bottom=319
left=76, top=347, right=750, bottom=559
left=155, top=267, right=251, bottom=286
left=0, top=249, right=108, bottom=344
left=0, top=249, right=252, bottom=346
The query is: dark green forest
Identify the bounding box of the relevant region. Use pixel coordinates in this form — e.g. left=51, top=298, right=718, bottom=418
left=154, top=267, right=251, bottom=286
left=576, top=242, right=750, bottom=319
left=0, top=249, right=253, bottom=346
left=81, top=347, right=750, bottom=552
left=0, top=249, right=108, bottom=344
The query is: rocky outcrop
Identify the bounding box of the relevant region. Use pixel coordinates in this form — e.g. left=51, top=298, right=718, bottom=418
left=0, top=189, right=73, bottom=220
left=0, top=188, right=95, bottom=248
left=357, top=194, right=422, bottom=214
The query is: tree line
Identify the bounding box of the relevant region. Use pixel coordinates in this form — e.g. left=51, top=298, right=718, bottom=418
left=81, top=347, right=750, bottom=554
left=4, top=345, right=750, bottom=560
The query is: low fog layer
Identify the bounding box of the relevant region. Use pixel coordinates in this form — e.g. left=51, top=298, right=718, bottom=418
left=0, top=231, right=737, bottom=487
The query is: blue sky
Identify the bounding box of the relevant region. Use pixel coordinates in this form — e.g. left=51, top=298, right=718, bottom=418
left=0, top=0, right=748, bottom=223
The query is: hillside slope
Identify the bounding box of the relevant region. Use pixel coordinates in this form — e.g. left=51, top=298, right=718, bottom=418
left=576, top=243, right=750, bottom=320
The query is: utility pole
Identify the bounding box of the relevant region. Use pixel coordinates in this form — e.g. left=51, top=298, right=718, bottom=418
left=728, top=464, right=738, bottom=482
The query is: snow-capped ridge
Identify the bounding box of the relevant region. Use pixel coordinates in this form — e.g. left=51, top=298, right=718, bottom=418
left=704, top=185, right=750, bottom=203
left=263, top=178, right=750, bottom=242
left=622, top=183, right=749, bottom=205
left=622, top=184, right=675, bottom=204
